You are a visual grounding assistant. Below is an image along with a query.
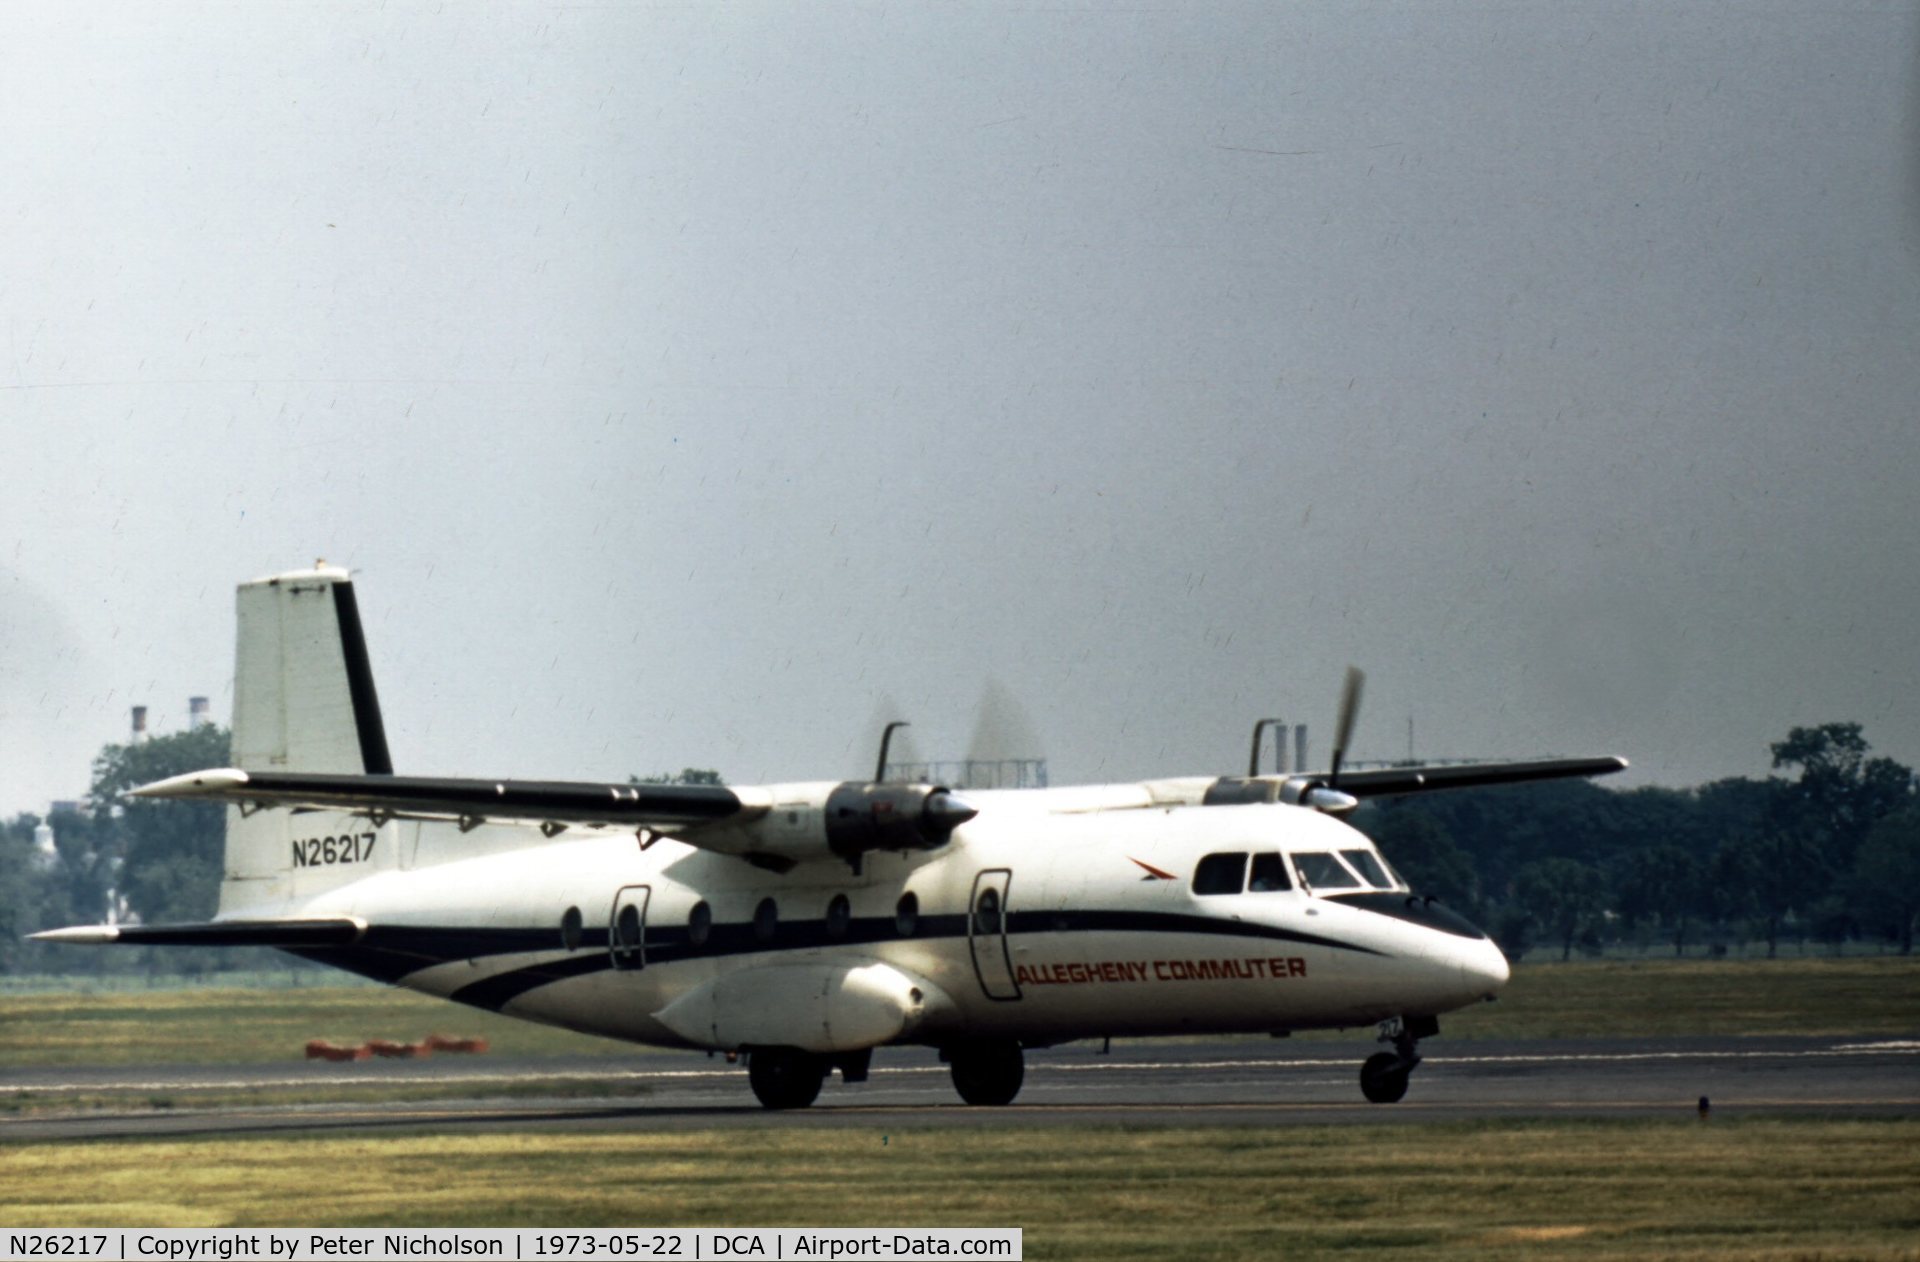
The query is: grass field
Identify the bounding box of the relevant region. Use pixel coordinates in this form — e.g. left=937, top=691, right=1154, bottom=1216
left=3, top=963, right=1916, bottom=1258
left=1, top=1119, right=1917, bottom=1260
left=2, top=956, right=1915, bottom=1071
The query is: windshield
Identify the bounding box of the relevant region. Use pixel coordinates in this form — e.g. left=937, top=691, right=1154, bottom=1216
left=1340, top=848, right=1396, bottom=889
left=1291, top=851, right=1363, bottom=891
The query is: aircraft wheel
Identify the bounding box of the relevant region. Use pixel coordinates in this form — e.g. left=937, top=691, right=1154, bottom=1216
left=748, top=1048, right=826, bottom=1110
left=949, top=1039, right=1025, bottom=1106
left=1359, top=1051, right=1410, bottom=1104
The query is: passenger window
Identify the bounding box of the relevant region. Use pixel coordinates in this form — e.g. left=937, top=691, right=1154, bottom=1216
left=687, top=900, right=712, bottom=947
left=1193, top=852, right=1249, bottom=895
left=560, top=905, right=583, bottom=951
left=1248, top=853, right=1293, bottom=892
left=1292, top=851, right=1363, bottom=890
left=1341, top=848, right=1394, bottom=888
left=895, top=891, right=920, bottom=937
left=753, top=897, right=778, bottom=942
left=826, top=893, right=852, bottom=938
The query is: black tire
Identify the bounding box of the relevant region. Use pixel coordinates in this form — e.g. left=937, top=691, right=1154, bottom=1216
left=748, top=1048, right=826, bottom=1110
left=949, top=1039, right=1025, bottom=1106
left=1359, top=1051, right=1410, bottom=1104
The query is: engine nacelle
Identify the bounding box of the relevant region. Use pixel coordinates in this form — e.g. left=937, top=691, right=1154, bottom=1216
left=676, top=780, right=977, bottom=870
left=824, top=781, right=975, bottom=863
left=1199, top=775, right=1358, bottom=813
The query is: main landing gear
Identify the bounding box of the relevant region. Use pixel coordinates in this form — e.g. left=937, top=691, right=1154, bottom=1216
left=945, top=1038, right=1025, bottom=1106
left=748, top=1048, right=827, bottom=1110
left=745, top=1047, right=873, bottom=1110
left=1360, top=1015, right=1437, bottom=1104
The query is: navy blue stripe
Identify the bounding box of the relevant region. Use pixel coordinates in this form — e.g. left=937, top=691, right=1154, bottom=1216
left=424, top=909, right=1386, bottom=1011
left=332, top=582, right=393, bottom=776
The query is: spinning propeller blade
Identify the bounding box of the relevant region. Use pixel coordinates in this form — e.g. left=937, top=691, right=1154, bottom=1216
left=1329, top=665, right=1365, bottom=788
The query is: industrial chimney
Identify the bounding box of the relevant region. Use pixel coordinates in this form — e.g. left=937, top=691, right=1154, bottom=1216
left=130, top=705, right=148, bottom=744
left=188, top=696, right=211, bottom=729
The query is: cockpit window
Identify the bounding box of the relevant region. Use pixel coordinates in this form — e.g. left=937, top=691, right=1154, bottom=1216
left=1192, top=852, right=1249, bottom=895
left=1292, top=851, right=1363, bottom=890
left=1340, top=848, right=1395, bottom=889
left=1248, top=853, right=1293, bottom=892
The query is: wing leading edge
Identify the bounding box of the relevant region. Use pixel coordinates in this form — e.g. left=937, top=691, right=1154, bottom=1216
left=1332, top=756, right=1629, bottom=798
left=130, top=767, right=758, bottom=830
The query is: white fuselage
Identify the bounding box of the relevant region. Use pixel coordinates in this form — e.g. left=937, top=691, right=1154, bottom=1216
left=283, top=797, right=1509, bottom=1053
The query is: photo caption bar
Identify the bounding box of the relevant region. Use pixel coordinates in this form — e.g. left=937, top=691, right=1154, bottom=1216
left=0, top=1231, right=1020, bottom=1262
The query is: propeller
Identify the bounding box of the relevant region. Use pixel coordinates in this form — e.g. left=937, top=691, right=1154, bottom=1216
left=1328, top=666, right=1365, bottom=789
left=1299, top=666, right=1364, bottom=813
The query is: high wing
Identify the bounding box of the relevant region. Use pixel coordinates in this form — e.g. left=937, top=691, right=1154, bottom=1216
left=1192, top=755, right=1629, bottom=810
left=127, top=767, right=975, bottom=870
left=1328, top=756, right=1629, bottom=798
left=131, top=767, right=762, bottom=830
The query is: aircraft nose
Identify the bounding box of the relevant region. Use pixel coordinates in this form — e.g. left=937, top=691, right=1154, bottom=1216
left=1458, top=937, right=1510, bottom=998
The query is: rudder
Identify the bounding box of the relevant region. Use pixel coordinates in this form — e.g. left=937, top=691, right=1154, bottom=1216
left=221, top=565, right=395, bottom=915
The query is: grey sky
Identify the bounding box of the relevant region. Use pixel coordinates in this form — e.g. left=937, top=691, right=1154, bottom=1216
left=5, top=2, right=1918, bottom=815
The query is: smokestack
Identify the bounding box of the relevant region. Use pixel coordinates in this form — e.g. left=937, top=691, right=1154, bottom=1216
left=1295, top=724, right=1308, bottom=773
left=188, top=696, right=211, bottom=729
left=130, top=706, right=148, bottom=744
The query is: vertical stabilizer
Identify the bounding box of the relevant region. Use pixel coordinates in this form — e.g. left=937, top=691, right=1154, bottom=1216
left=232, top=566, right=391, bottom=775
left=221, top=565, right=395, bottom=916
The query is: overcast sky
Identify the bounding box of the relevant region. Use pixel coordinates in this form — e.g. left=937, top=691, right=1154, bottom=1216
left=4, top=1, right=1918, bottom=815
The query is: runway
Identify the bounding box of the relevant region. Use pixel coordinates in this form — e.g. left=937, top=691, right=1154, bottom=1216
left=4, top=1035, right=1915, bottom=1141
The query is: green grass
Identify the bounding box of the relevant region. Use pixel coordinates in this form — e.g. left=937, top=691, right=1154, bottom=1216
left=7, top=956, right=1912, bottom=1073
left=0, top=1079, right=657, bottom=1116
left=1, top=1120, right=1916, bottom=1260
left=1452, top=954, right=1920, bottom=1040
left=0, top=986, right=640, bottom=1068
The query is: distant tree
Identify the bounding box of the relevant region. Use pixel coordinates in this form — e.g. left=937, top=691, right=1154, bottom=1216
left=1492, top=906, right=1535, bottom=962
left=1849, top=809, right=1920, bottom=955
left=1614, top=845, right=1706, bottom=957
left=1366, top=806, right=1478, bottom=911
left=89, top=724, right=232, bottom=926
left=1713, top=830, right=1824, bottom=959
left=1770, top=723, right=1914, bottom=865
left=1692, top=776, right=1780, bottom=843
left=1512, top=857, right=1608, bottom=962
left=1805, top=895, right=1856, bottom=957
left=631, top=768, right=726, bottom=787
left=0, top=816, right=38, bottom=973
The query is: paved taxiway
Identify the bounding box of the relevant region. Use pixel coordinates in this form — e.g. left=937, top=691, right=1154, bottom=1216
left=4, top=1036, right=1915, bottom=1141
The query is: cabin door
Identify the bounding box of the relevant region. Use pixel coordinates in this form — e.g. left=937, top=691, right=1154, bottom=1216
left=968, top=868, right=1022, bottom=1001
left=610, top=884, right=650, bottom=971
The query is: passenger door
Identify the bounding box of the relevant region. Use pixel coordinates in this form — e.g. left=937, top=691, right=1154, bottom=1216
left=610, top=884, right=650, bottom=971
left=968, top=869, right=1021, bottom=1001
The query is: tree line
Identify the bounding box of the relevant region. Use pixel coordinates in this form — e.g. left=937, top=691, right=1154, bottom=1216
left=2, top=721, right=1915, bottom=975
left=1365, top=723, right=1919, bottom=959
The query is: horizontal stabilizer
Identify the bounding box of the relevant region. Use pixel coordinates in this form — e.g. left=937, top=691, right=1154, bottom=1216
left=30, top=918, right=364, bottom=947
left=132, top=768, right=757, bottom=830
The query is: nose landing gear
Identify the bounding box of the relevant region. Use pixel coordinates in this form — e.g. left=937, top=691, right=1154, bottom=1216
left=1360, top=1015, right=1436, bottom=1104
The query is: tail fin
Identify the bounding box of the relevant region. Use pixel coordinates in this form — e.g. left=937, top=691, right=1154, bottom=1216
left=221, top=565, right=397, bottom=916
left=232, top=566, right=391, bottom=775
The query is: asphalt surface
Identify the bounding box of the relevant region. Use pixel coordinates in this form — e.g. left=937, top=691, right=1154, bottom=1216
left=3, top=1036, right=1915, bottom=1141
